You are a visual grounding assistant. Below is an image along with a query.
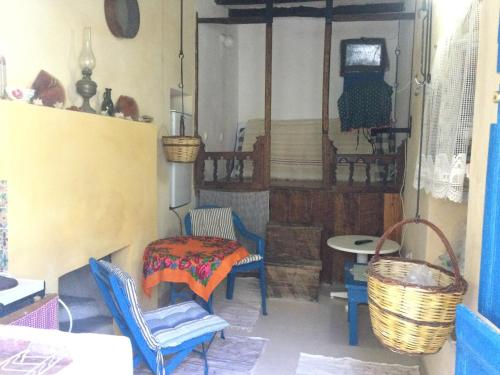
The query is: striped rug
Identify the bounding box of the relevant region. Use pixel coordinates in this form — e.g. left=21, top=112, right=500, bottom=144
left=295, top=353, right=420, bottom=375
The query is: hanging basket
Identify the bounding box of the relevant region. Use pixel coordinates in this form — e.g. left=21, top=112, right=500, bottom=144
left=162, top=136, right=200, bottom=163
left=367, top=218, right=467, bottom=355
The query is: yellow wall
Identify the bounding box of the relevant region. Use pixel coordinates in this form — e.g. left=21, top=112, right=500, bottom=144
left=0, top=101, right=157, bottom=307
left=403, top=1, right=500, bottom=374
left=0, top=0, right=196, bottom=240
left=0, top=0, right=197, bottom=307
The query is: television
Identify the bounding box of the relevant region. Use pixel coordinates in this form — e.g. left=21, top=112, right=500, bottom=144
left=340, top=38, right=388, bottom=76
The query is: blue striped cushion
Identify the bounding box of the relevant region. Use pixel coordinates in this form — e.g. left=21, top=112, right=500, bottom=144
left=234, top=254, right=263, bottom=266
left=144, top=301, right=228, bottom=348
left=98, top=260, right=159, bottom=350
left=98, top=261, right=228, bottom=351
left=190, top=207, right=237, bottom=240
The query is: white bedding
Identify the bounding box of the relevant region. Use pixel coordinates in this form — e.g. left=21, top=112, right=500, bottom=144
left=0, top=324, right=133, bottom=374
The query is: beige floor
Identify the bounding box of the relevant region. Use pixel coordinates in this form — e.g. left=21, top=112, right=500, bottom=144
left=135, top=282, right=423, bottom=374
left=239, top=284, right=422, bottom=375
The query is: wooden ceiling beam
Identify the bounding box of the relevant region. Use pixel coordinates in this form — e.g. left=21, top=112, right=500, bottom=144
left=216, top=0, right=322, bottom=5
left=332, top=12, right=415, bottom=22
left=198, top=12, right=414, bottom=24
left=228, top=3, right=405, bottom=18
left=198, top=16, right=267, bottom=24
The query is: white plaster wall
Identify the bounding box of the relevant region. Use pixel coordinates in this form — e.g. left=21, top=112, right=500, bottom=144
left=238, top=18, right=414, bottom=125
left=197, top=1, right=239, bottom=152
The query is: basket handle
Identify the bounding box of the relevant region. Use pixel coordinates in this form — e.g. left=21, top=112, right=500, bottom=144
left=373, top=218, right=462, bottom=287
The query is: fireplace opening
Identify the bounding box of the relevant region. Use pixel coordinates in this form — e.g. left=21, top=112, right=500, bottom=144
left=58, top=256, right=112, bottom=334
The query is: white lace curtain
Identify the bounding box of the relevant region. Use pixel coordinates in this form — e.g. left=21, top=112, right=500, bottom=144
left=414, top=0, right=480, bottom=203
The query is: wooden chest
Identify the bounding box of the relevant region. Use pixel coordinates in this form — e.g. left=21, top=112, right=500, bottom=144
left=266, top=223, right=322, bottom=262
left=266, top=259, right=322, bottom=301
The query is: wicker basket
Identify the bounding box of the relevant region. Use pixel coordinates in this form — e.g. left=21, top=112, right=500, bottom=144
left=162, top=136, right=200, bottom=163
left=367, top=218, right=467, bottom=355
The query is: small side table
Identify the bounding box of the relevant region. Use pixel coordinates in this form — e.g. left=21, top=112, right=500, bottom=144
left=327, top=235, right=399, bottom=300
left=327, top=235, right=400, bottom=264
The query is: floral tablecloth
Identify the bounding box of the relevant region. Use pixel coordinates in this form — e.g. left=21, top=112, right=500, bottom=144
left=142, top=236, right=249, bottom=301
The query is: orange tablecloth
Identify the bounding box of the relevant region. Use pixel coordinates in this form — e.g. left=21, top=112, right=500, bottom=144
left=142, top=236, right=249, bottom=301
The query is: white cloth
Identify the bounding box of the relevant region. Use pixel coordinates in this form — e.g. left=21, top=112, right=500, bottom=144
left=242, top=118, right=373, bottom=181
left=414, top=0, right=479, bottom=203
left=0, top=324, right=133, bottom=374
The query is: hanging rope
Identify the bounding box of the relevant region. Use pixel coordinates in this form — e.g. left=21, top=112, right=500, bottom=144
left=179, top=0, right=186, bottom=136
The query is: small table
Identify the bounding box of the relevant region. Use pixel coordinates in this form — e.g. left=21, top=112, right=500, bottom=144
left=327, top=235, right=400, bottom=264
left=327, top=235, right=400, bottom=300
left=142, top=236, right=249, bottom=303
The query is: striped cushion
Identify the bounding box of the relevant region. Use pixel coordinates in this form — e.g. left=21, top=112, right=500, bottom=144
left=98, top=260, right=159, bottom=350
left=144, top=301, right=228, bottom=348
left=99, top=261, right=228, bottom=351
left=234, top=254, right=263, bottom=266
left=190, top=207, right=237, bottom=240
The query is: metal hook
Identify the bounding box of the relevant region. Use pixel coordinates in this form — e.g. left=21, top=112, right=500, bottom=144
left=414, top=75, right=427, bottom=87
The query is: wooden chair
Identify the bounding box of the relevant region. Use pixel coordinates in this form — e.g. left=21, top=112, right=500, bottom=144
left=89, top=258, right=228, bottom=375
left=185, top=206, right=268, bottom=315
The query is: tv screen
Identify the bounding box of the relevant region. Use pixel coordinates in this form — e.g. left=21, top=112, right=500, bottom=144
left=341, top=38, right=388, bottom=75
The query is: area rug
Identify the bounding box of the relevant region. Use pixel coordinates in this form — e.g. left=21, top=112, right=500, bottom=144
left=134, top=335, right=267, bottom=374
left=174, top=335, right=267, bottom=375
left=295, top=353, right=420, bottom=375
left=214, top=277, right=262, bottom=332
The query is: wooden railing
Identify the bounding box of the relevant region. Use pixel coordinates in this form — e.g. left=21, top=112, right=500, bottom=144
left=332, top=142, right=405, bottom=191
left=195, top=137, right=405, bottom=192
left=195, top=136, right=267, bottom=190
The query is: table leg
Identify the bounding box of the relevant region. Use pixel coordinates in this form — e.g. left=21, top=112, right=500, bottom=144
left=356, top=254, right=369, bottom=263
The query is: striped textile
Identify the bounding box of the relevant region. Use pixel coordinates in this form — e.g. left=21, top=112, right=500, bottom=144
left=99, top=261, right=228, bottom=351
left=190, top=207, right=237, bottom=241
left=144, top=301, right=228, bottom=348
left=98, top=260, right=159, bottom=350
left=234, top=254, right=263, bottom=266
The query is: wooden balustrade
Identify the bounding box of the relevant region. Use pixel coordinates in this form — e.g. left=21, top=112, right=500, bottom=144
left=195, top=136, right=267, bottom=190
left=331, top=141, right=405, bottom=192
left=195, top=136, right=405, bottom=193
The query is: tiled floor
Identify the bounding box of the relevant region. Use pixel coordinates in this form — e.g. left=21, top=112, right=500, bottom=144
left=135, top=281, right=422, bottom=374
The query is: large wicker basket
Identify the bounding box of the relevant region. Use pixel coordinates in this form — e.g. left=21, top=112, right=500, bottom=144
left=162, top=136, right=200, bottom=163
left=367, top=218, right=467, bottom=355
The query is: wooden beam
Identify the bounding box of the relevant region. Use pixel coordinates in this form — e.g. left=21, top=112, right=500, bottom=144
left=198, top=17, right=266, bottom=24
left=332, top=12, right=415, bottom=22
left=228, top=3, right=405, bottom=18
left=263, top=11, right=273, bottom=189
left=199, top=12, right=414, bottom=24
left=322, top=0, right=332, bottom=188
left=216, top=0, right=321, bottom=5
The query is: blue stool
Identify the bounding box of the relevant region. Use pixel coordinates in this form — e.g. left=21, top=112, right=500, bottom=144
left=344, top=261, right=368, bottom=346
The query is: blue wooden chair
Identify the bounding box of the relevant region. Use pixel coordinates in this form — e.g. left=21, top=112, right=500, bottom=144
left=184, top=206, right=268, bottom=315
left=89, top=257, right=228, bottom=375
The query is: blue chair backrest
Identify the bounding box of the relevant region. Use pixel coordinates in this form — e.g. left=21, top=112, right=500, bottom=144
left=89, top=258, right=158, bottom=372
